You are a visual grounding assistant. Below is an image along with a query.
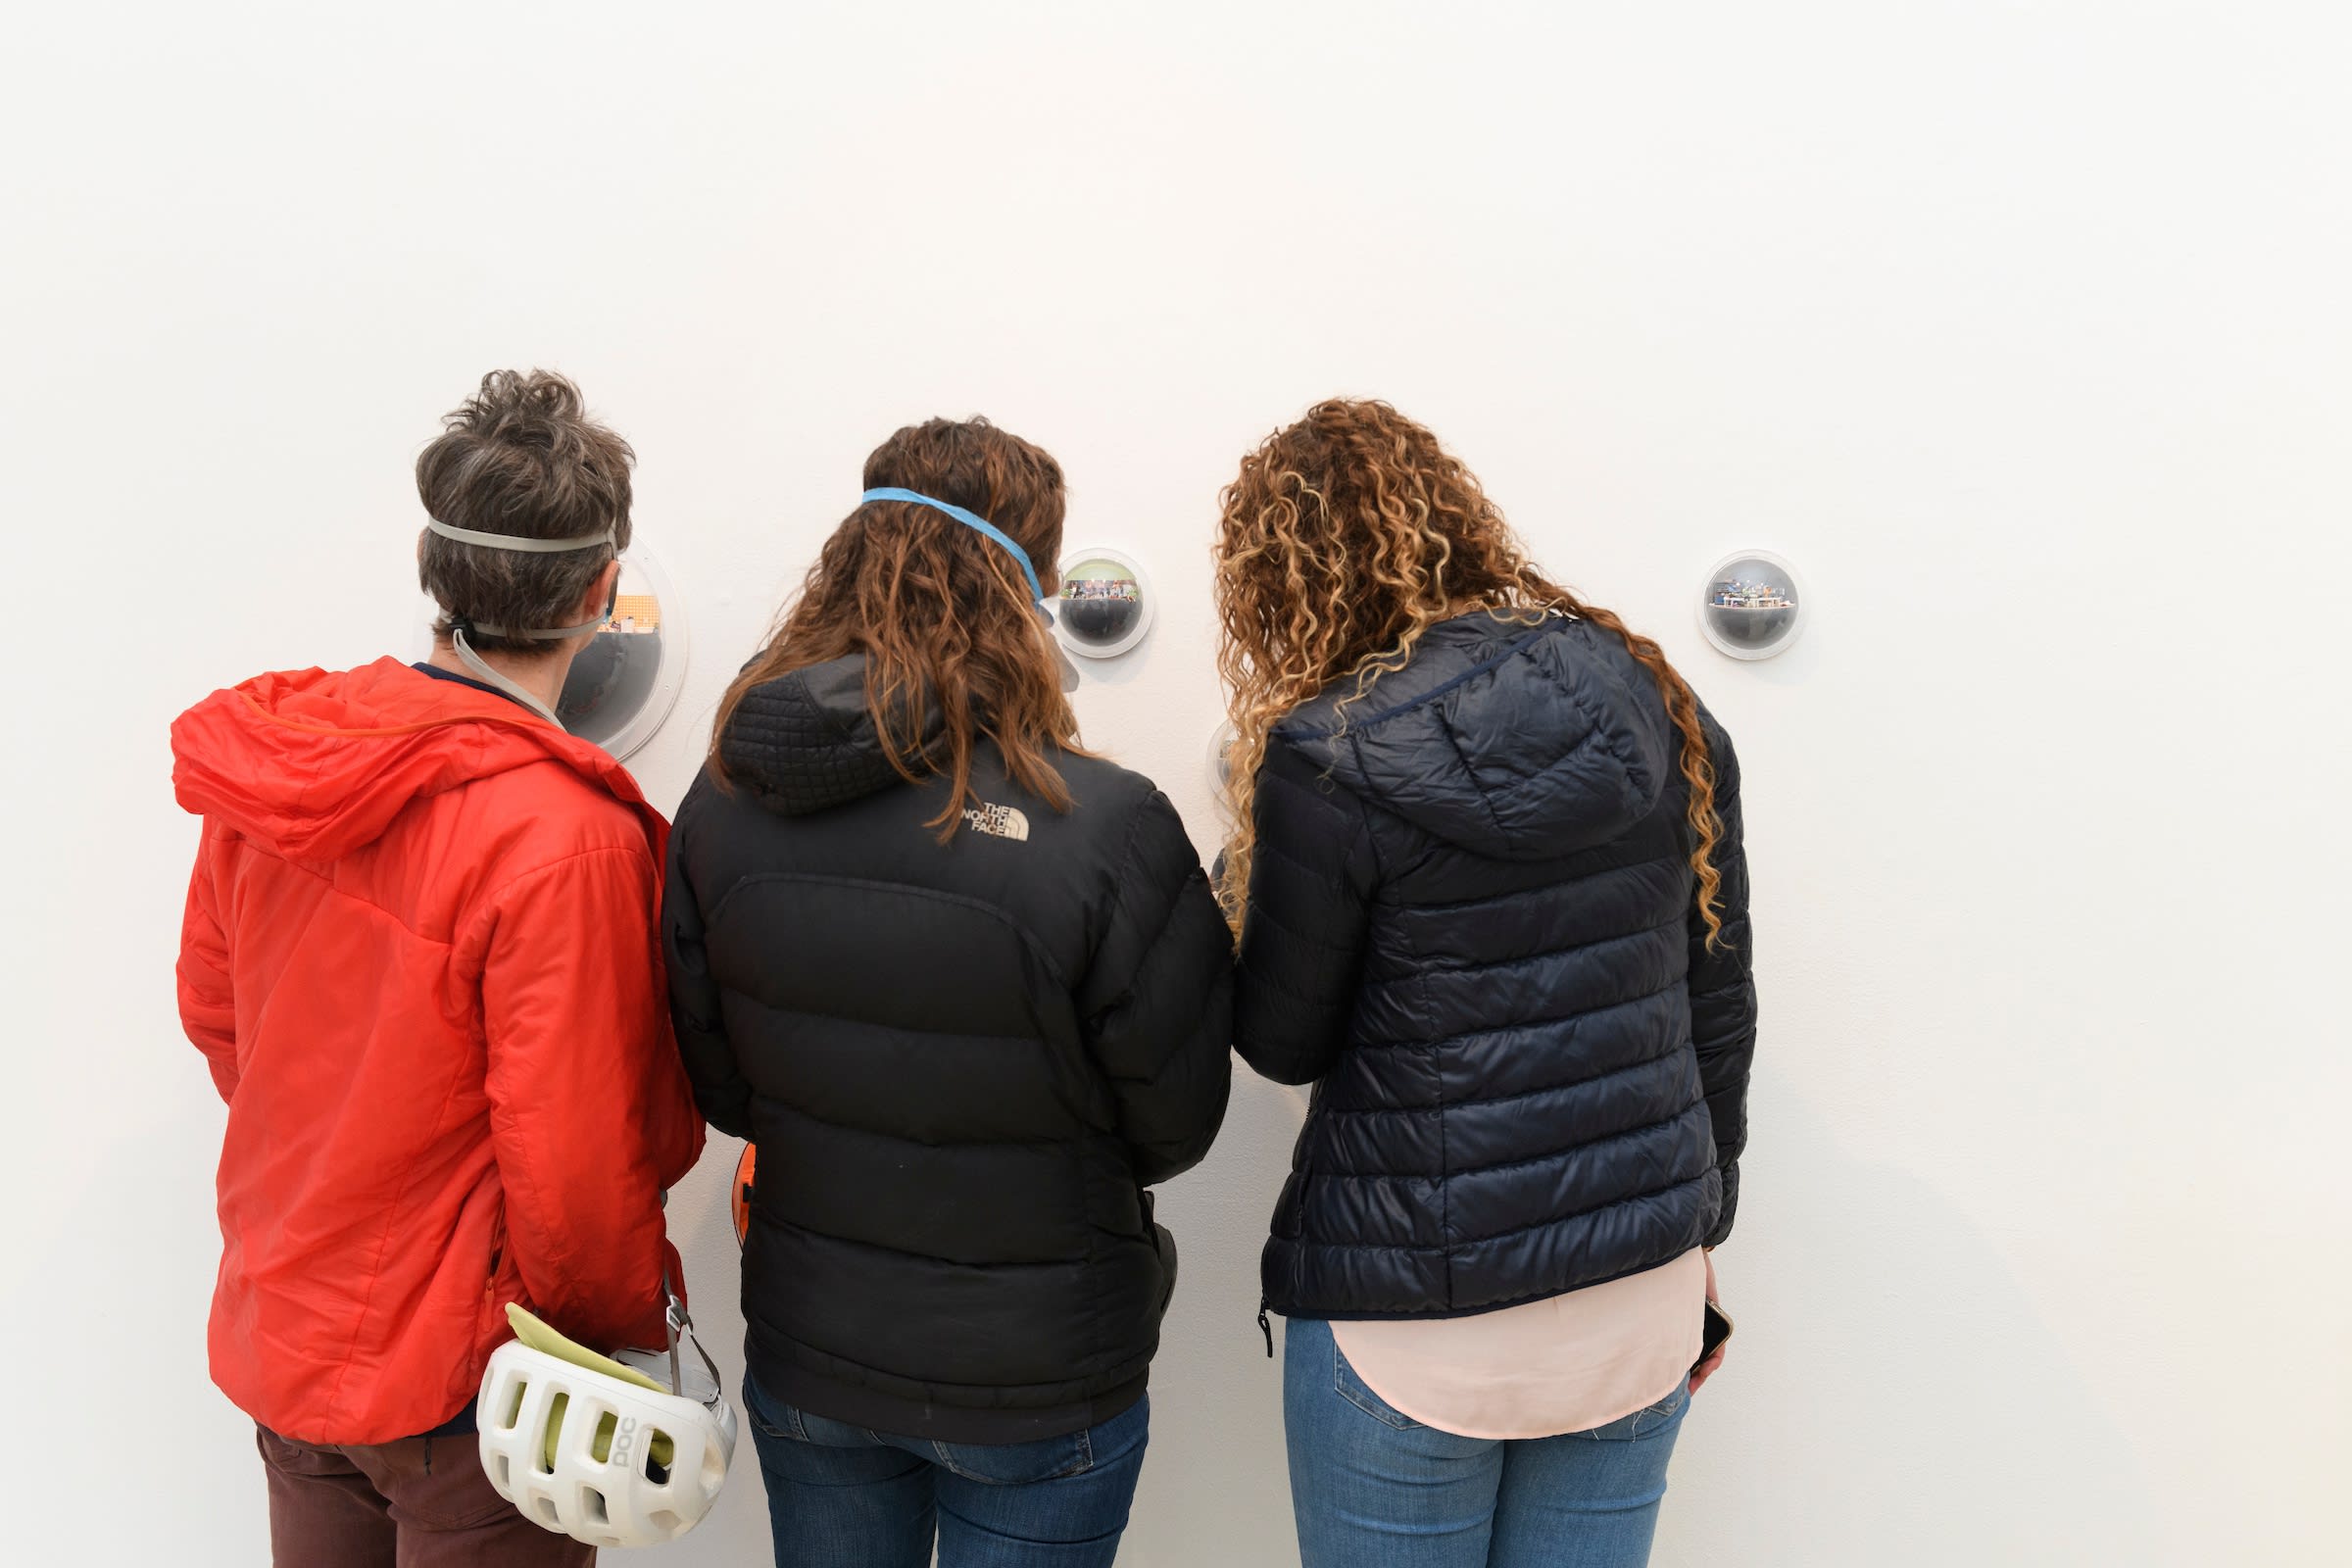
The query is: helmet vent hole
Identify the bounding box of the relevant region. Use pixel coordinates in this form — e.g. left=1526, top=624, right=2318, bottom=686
left=502, top=1379, right=527, bottom=1432
left=650, top=1508, right=684, bottom=1534
left=491, top=1453, right=511, bottom=1491
left=645, top=1430, right=674, bottom=1485
left=532, top=1495, right=561, bottom=1529
left=583, top=1486, right=609, bottom=1526
left=538, top=1394, right=568, bottom=1474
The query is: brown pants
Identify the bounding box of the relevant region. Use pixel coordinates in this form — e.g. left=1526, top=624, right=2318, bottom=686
left=257, top=1427, right=596, bottom=1567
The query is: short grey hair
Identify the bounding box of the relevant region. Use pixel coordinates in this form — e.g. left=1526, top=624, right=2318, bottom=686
left=416, top=369, right=634, bottom=655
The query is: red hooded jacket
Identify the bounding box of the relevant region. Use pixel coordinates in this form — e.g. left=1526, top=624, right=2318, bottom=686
left=172, top=658, right=706, bottom=1446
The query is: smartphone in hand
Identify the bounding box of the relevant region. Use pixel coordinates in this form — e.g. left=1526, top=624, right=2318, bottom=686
left=1695, top=1298, right=1734, bottom=1371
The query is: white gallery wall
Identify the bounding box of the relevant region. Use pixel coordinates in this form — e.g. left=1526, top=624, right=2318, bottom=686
left=4, top=3, right=2345, bottom=1563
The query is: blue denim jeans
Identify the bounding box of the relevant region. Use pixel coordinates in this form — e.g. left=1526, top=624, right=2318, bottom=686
left=742, top=1374, right=1150, bottom=1568
left=1284, top=1317, right=1690, bottom=1568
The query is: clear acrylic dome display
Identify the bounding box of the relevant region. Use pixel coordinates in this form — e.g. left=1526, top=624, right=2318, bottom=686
left=1208, top=721, right=1238, bottom=792
left=1054, top=546, right=1154, bottom=659
left=416, top=547, right=689, bottom=761
left=1696, top=550, right=1805, bottom=661
left=556, top=552, right=689, bottom=757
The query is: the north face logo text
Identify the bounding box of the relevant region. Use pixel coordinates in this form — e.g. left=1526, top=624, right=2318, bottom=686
left=963, top=803, right=1031, bottom=841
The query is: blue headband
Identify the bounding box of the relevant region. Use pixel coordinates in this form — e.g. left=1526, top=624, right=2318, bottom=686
left=860, top=487, right=1047, bottom=607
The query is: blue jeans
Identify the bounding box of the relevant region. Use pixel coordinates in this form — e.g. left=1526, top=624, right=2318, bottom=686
left=1284, top=1317, right=1690, bottom=1568
left=742, top=1374, right=1150, bottom=1568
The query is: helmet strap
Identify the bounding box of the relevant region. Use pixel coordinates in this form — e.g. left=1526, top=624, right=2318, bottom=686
left=662, top=1264, right=724, bottom=1404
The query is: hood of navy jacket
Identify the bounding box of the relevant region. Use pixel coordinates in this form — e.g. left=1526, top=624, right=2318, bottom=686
left=1274, top=612, right=1676, bottom=861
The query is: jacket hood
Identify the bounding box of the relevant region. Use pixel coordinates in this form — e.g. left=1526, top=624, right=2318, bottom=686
left=717, top=655, right=943, bottom=817
left=1276, top=613, right=1676, bottom=860
left=172, top=657, right=658, bottom=859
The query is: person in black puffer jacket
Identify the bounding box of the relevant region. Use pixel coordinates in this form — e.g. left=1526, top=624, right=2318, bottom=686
left=665, top=417, right=1233, bottom=1568
left=1212, top=401, right=1757, bottom=1568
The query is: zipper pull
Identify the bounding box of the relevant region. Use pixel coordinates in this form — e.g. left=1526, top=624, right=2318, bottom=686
left=1256, top=1298, right=1274, bottom=1359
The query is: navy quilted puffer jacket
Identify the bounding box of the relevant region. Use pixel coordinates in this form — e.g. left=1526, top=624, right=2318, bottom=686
left=1235, top=610, right=1756, bottom=1320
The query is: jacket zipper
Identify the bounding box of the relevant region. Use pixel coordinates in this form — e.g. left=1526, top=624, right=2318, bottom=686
left=1257, top=1296, right=1273, bottom=1358
left=483, top=1214, right=507, bottom=1310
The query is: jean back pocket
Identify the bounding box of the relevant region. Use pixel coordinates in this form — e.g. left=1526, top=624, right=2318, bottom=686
left=929, top=1427, right=1095, bottom=1485
left=1333, top=1340, right=1423, bottom=1431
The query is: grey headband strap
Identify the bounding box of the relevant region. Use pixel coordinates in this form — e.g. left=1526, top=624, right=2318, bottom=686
left=423, top=517, right=615, bottom=554
left=445, top=627, right=558, bottom=727
left=462, top=614, right=609, bottom=642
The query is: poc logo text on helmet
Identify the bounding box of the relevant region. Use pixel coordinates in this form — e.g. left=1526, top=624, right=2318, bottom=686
left=963, top=803, right=1031, bottom=842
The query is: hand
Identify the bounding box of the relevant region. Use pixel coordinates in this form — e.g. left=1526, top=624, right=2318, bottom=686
left=1688, top=1250, right=1727, bottom=1395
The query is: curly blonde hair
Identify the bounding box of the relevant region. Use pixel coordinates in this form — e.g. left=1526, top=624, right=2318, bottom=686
left=1212, top=398, right=1726, bottom=945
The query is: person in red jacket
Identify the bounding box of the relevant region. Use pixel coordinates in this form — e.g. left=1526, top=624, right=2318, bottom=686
left=172, top=369, right=706, bottom=1567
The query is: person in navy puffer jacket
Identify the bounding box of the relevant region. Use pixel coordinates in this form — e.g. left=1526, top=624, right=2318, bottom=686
left=1212, top=399, right=1758, bottom=1568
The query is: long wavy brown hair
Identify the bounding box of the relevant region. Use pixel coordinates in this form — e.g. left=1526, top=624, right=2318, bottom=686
left=710, top=416, right=1079, bottom=838
left=1213, top=399, right=1726, bottom=945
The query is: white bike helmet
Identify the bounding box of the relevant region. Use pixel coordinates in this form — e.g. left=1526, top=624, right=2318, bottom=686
left=476, top=1278, right=736, bottom=1548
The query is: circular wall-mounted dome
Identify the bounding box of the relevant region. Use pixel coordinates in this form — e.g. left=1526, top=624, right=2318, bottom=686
left=1208, top=721, right=1239, bottom=793
left=557, top=551, right=689, bottom=758
left=416, top=546, right=690, bottom=761
left=1696, top=550, right=1806, bottom=662
left=1054, top=546, right=1154, bottom=659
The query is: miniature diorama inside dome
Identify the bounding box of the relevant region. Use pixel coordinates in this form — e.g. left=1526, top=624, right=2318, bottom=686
left=1697, top=551, right=1805, bottom=661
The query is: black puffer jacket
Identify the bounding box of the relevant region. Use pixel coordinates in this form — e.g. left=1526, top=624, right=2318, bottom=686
left=1236, top=612, right=1755, bottom=1320
left=665, top=656, right=1234, bottom=1442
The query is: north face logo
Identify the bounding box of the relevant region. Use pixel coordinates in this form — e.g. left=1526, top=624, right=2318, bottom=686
left=963, top=802, right=1031, bottom=841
